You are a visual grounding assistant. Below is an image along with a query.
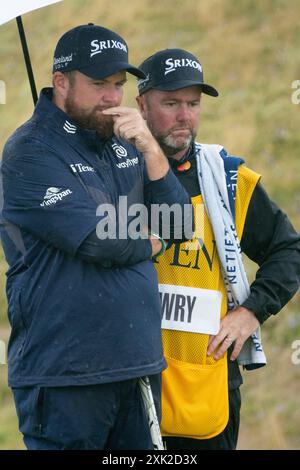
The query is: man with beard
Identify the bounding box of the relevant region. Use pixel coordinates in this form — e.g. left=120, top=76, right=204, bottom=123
left=136, top=48, right=300, bottom=449
left=0, top=27, right=192, bottom=450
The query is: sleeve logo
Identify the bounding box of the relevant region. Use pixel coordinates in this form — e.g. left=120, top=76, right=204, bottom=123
left=40, top=187, right=72, bottom=207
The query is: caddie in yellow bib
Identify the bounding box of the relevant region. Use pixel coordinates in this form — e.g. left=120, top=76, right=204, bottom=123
left=155, top=163, right=260, bottom=439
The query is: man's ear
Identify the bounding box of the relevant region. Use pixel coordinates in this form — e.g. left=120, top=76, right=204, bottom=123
left=136, top=95, right=147, bottom=119
left=52, top=72, right=70, bottom=100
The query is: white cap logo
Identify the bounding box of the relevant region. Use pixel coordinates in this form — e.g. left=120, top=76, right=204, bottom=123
left=90, top=39, right=127, bottom=57
left=164, top=57, right=202, bottom=75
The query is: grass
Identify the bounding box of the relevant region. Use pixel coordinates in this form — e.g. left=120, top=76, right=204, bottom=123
left=0, top=0, right=300, bottom=449
left=0, top=327, right=25, bottom=450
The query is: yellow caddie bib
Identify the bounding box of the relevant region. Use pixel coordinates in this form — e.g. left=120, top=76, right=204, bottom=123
left=155, top=164, right=260, bottom=439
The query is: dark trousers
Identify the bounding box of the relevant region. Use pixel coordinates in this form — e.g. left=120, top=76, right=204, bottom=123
left=12, top=378, right=153, bottom=450
left=163, top=387, right=241, bottom=450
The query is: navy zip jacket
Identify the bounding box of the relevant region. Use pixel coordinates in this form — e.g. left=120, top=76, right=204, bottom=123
left=0, top=88, right=192, bottom=387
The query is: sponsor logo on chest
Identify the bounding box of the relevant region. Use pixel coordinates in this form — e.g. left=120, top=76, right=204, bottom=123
left=111, top=143, right=139, bottom=169
left=70, top=163, right=95, bottom=173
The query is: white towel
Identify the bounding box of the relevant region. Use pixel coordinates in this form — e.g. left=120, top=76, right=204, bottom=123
left=195, top=143, right=266, bottom=369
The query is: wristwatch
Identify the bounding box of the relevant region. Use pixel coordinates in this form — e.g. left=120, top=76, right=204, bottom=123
left=150, top=233, right=167, bottom=259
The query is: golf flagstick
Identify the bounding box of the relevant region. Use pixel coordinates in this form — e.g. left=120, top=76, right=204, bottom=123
left=139, top=376, right=164, bottom=450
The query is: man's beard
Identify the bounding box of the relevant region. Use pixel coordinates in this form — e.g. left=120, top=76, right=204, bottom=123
left=65, top=95, right=115, bottom=139
left=154, top=130, right=195, bottom=157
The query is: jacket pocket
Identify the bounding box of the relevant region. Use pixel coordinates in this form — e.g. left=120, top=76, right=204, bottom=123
left=12, top=386, right=47, bottom=438
left=8, top=289, right=24, bottom=330
left=36, top=387, right=46, bottom=436
left=161, top=355, right=229, bottom=439
left=8, top=288, right=28, bottom=357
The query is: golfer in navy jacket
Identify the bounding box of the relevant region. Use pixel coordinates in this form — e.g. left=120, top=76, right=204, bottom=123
left=0, top=24, right=192, bottom=450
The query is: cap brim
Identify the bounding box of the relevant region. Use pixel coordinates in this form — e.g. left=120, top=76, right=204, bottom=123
left=151, top=80, right=219, bottom=97
left=78, top=62, right=146, bottom=80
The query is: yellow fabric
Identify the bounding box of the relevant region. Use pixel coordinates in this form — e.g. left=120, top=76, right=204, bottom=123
left=156, top=164, right=260, bottom=439
left=235, top=164, right=261, bottom=240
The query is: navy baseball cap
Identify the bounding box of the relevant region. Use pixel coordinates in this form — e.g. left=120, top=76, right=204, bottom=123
left=53, top=23, right=145, bottom=79
left=138, top=48, right=218, bottom=97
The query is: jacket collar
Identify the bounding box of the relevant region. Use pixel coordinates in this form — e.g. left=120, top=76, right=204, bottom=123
left=168, top=142, right=195, bottom=172
left=33, top=88, right=106, bottom=151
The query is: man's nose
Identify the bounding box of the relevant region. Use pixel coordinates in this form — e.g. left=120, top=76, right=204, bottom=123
left=176, top=104, right=191, bottom=122
left=102, top=86, right=121, bottom=105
